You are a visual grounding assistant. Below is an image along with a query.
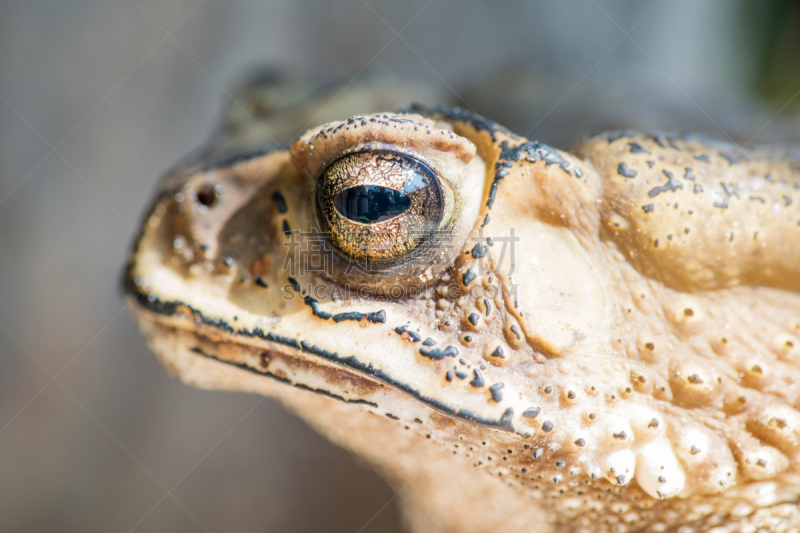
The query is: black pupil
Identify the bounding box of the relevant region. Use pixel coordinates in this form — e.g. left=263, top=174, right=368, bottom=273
left=334, top=185, right=411, bottom=223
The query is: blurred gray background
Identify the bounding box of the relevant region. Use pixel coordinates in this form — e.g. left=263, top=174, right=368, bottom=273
left=1, top=1, right=799, bottom=532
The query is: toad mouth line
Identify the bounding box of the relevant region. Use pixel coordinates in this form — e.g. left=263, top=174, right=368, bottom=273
left=130, top=287, right=517, bottom=433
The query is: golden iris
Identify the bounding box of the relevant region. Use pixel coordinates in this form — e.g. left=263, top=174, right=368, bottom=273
left=316, top=150, right=445, bottom=266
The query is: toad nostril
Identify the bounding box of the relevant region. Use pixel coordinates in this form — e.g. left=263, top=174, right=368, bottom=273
left=196, top=184, right=218, bottom=207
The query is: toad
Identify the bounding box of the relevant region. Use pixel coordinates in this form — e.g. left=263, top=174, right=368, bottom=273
left=125, top=89, right=800, bottom=532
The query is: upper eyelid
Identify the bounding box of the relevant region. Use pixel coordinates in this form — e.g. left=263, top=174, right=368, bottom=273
left=290, top=112, right=476, bottom=182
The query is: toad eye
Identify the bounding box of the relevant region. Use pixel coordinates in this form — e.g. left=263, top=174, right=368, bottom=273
left=316, top=150, right=450, bottom=266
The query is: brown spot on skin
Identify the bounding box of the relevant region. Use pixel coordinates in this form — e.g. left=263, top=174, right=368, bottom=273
left=669, top=360, right=719, bottom=407
left=747, top=405, right=800, bottom=455
left=250, top=254, right=272, bottom=279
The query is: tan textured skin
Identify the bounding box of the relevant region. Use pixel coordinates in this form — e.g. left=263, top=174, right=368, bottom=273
left=125, top=108, right=800, bottom=533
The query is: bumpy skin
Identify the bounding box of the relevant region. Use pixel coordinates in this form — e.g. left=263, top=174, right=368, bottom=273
left=125, top=103, right=800, bottom=533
